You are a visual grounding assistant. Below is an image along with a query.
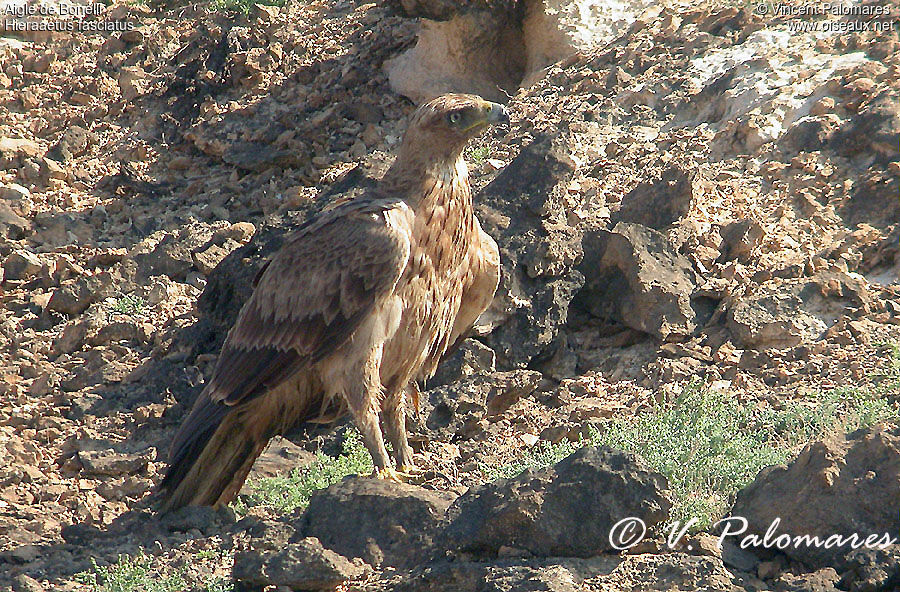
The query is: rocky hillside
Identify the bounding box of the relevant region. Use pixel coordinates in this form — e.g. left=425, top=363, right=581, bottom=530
left=0, top=0, right=898, bottom=590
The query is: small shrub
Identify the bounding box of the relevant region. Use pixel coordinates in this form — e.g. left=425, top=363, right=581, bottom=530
left=234, top=430, right=372, bottom=515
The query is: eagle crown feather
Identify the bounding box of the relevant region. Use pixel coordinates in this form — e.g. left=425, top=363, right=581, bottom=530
left=382, top=93, right=509, bottom=203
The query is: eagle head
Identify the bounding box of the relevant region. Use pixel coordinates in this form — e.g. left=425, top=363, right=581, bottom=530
left=400, top=93, right=510, bottom=165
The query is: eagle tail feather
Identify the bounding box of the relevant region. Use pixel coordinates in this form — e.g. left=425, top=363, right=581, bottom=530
left=157, top=396, right=267, bottom=512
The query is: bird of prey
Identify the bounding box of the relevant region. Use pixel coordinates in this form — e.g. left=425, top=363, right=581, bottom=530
left=158, top=94, right=507, bottom=510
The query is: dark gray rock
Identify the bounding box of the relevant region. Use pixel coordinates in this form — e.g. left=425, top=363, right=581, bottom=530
left=719, top=219, right=765, bottom=263
left=162, top=504, right=235, bottom=535
left=302, top=477, right=457, bottom=569
left=445, top=446, right=671, bottom=558
left=578, top=222, right=699, bottom=341
left=233, top=536, right=366, bottom=591
left=610, top=167, right=696, bottom=230
left=730, top=424, right=900, bottom=588
left=587, top=553, right=744, bottom=591
left=420, top=370, right=542, bottom=439
left=477, top=135, right=584, bottom=369
left=430, top=338, right=496, bottom=387
left=389, top=557, right=620, bottom=592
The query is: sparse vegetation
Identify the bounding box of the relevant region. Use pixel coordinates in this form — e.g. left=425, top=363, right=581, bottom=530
left=233, top=430, right=373, bottom=515
left=210, top=0, right=287, bottom=14
left=74, top=551, right=234, bottom=592
left=109, top=294, right=146, bottom=317
left=465, top=144, right=491, bottom=166
left=74, top=553, right=187, bottom=592
left=483, top=365, right=899, bottom=529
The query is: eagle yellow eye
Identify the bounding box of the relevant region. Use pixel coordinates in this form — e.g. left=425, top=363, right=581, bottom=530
left=449, top=112, right=462, bottom=124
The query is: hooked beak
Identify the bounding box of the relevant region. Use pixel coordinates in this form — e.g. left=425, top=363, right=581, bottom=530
left=463, top=100, right=510, bottom=132
left=484, top=101, right=510, bottom=126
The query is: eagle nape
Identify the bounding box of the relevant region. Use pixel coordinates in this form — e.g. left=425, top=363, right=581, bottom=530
left=156, top=94, right=506, bottom=511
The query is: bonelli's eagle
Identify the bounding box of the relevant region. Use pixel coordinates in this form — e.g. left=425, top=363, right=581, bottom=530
left=158, top=94, right=508, bottom=510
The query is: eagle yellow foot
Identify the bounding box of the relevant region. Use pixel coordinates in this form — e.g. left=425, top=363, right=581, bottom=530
left=397, top=463, right=428, bottom=484
left=372, top=467, right=406, bottom=483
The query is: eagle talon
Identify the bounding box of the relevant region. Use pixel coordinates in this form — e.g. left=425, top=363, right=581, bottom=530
left=397, top=463, right=424, bottom=475
left=372, top=467, right=405, bottom=483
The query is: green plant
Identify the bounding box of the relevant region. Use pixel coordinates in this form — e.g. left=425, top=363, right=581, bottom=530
left=110, top=294, right=146, bottom=316
left=233, top=430, right=373, bottom=515
left=74, top=553, right=187, bottom=592
left=465, top=144, right=491, bottom=166
left=74, top=549, right=235, bottom=592
left=210, top=0, right=286, bottom=14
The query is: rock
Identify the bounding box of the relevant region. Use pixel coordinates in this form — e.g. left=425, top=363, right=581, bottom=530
left=833, top=92, right=898, bottom=164
left=477, top=135, right=584, bottom=368
left=12, top=573, right=45, bottom=592
left=52, top=321, right=88, bottom=355
left=522, top=0, right=658, bottom=80
left=162, top=505, right=236, bottom=535
left=47, top=125, right=96, bottom=162
left=221, top=140, right=308, bottom=172
left=726, top=272, right=871, bottom=350
left=445, top=446, right=671, bottom=558
left=40, top=157, right=66, bottom=181
left=719, top=219, right=764, bottom=262
left=88, top=321, right=152, bottom=346
left=78, top=449, right=149, bottom=476
left=610, top=167, right=697, bottom=230
left=0, top=137, right=42, bottom=168
left=579, top=223, right=699, bottom=341
left=191, top=239, right=241, bottom=275
left=302, top=477, right=457, bottom=568
left=385, top=6, right=523, bottom=103
left=393, top=0, right=509, bottom=20
left=2, top=250, right=42, bottom=282
left=729, top=424, right=900, bottom=586
left=118, top=66, right=148, bottom=100
left=391, top=556, right=619, bottom=592
left=772, top=568, right=841, bottom=592
left=245, top=436, right=317, bottom=482
left=47, top=272, right=114, bottom=315
left=0, top=183, right=30, bottom=201
left=588, top=553, right=744, bottom=591
left=429, top=338, right=496, bottom=387
left=0, top=201, right=31, bottom=239
left=233, top=536, right=367, bottom=591
left=420, top=370, right=540, bottom=438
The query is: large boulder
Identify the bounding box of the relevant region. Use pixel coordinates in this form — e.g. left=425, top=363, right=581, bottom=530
left=302, top=477, right=457, bottom=569
left=578, top=222, right=700, bottom=341
left=477, top=134, right=584, bottom=369
left=233, top=535, right=367, bottom=591
left=444, top=446, right=671, bottom=558
left=730, top=424, right=900, bottom=590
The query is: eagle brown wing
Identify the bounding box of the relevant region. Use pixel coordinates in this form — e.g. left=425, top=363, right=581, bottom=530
left=206, top=197, right=412, bottom=406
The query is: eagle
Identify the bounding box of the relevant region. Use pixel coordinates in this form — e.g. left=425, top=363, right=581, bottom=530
left=158, top=94, right=507, bottom=510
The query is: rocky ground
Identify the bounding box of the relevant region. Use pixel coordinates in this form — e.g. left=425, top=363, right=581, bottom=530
left=0, top=0, right=898, bottom=590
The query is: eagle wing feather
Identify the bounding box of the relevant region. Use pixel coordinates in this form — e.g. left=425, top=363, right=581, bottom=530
left=207, top=197, right=411, bottom=407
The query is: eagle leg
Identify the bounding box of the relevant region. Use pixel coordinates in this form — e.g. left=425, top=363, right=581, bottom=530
left=352, top=400, right=393, bottom=474
left=382, top=388, right=415, bottom=472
